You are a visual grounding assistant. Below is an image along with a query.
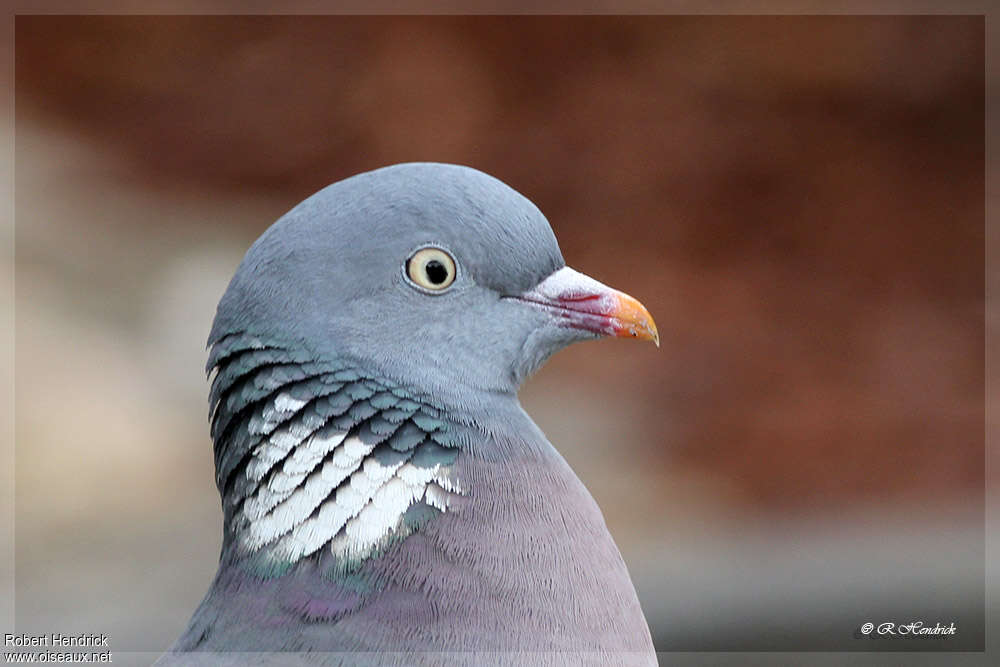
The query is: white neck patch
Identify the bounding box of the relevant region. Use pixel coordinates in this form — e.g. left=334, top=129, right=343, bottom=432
left=235, top=390, right=464, bottom=567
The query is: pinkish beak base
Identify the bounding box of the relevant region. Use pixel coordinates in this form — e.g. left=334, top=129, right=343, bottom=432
left=513, top=267, right=659, bottom=346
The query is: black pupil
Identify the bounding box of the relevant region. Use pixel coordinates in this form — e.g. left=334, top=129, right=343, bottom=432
left=425, top=260, right=449, bottom=285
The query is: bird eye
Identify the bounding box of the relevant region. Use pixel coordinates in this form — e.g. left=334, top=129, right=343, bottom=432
left=406, top=247, right=457, bottom=291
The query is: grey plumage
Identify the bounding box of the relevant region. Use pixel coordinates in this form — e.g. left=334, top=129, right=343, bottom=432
left=160, top=163, right=658, bottom=665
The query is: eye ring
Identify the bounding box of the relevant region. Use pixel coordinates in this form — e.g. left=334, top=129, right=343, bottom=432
left=405, top=246, right=457, bottom=292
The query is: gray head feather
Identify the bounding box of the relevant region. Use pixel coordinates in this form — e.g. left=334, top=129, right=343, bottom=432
left=210, top=163, right=574, bottom=401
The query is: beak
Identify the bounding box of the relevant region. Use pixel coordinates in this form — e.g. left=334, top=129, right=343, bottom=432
left=511, top=267, right=659, bottom=346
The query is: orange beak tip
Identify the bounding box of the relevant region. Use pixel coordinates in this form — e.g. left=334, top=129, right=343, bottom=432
left=612, top=292, right=659, bottom=348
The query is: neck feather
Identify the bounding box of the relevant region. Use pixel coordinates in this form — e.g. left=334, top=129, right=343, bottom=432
left=207, top=332, right=471, bottom=575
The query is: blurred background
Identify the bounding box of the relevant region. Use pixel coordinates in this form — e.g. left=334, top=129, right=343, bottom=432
left=9, top=14, right=989, bottom=665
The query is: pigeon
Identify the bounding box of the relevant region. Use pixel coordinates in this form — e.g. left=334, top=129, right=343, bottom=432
left=160, top=163, right=659, bottom=666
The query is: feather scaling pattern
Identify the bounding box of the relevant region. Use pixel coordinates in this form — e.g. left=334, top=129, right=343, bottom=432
left=208, top=332, right=465, bottom=573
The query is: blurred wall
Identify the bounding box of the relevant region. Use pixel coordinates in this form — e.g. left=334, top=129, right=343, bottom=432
left=11, top=15, right=985, bottom=659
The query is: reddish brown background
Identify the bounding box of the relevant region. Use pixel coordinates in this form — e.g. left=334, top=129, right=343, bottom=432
left=12, top=15, right=985, bottom=656
left=17, top=15, right=984, bottom=508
